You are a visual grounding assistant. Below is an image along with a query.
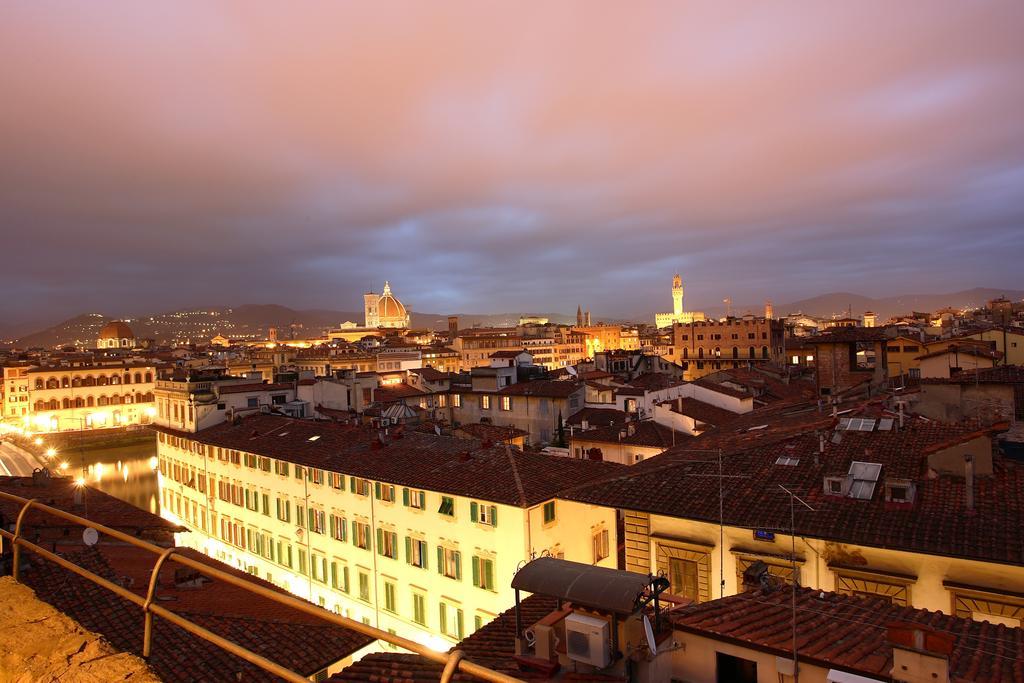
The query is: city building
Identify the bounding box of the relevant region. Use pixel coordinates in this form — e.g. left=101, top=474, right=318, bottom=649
left=153, top=413, right=621, bottom=651
left=671, top=316, right=785, bottom=381
left=655, top=274, right=706, bottom=328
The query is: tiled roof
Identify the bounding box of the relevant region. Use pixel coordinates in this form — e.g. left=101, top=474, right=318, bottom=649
left=917, top=345, right=1003, bottom=361
left=625, top=373, right=685, bottom=391
left=154, top=414, right=622, bottom=507
left=21, top=546, right=372, bottom=682
left=693, top=377, right=751, bottom=399
left=571, top=420, right=690, bottom=449
left=331, top=594, right=561, bottom=681
left=805, top=328, right=889, bottom=343
left=670, top=398, right=740, bottom=427
left=374, top=383, right=428, bottom=402
left=408, top=367, right=452, bottom=381
left=453, top=422, right=529, bottom=441
left=566, top=407, right=627, bottom=428
left=499, top=380, right=581, bottom=398
left=564, top=420, right=1024, bottom=565
left=671, top=587, right=1024, bottom=682
left=0, top=476, right=184, bottom=538
left=923, top=364, right=1024, bottom=385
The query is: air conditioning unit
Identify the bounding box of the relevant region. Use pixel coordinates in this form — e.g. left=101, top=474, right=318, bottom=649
left=565, top=613, right=610, bottom=668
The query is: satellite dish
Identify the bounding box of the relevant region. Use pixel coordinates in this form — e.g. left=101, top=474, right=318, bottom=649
left=643, top=615, right=657, bottom=655
left=83, top=528, right=99, bottom=546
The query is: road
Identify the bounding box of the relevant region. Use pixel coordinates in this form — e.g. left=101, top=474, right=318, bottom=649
left=0, top=441, right=44, bottom=477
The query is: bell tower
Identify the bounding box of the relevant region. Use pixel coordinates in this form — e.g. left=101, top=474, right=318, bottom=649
left=672, top=274, right=684, bottom=317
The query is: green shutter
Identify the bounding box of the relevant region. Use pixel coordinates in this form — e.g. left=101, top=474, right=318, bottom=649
left=308, top=507, right=314, bottom=530
left=470, top=501, right=478, bottom=522
left=244, top=489, right=250, bottom=508
left=402, top=488, right=409, bottom=506
left=490, top=506, right=497, bottom=526
left=351, top=520, right=357, bottom=545
left=331, top=562, right=338, bottom=588
left=484, top=559, right=494, bottom=590
left=439, top=603, right=447, bottom=634
left=343, top=565, right=350, bottom=593
left=350, top=476, right=355, bottom=493
left=375, top=481, right=381, bottom=499
left=456, top=609, right=464, bottom=639
left=405, top=536, right=412, bottom=564
left=376, top=527, right=383, bottom=554
left=419, top=491, right=426, bottom=509
left=472, top=555, right=480, bottom=587
left=421, top=541, right=428, bottom=570
left=437, top=546, right=444, bottom=574
left=329, top=514, right=336, bottom=538
left=275, top=498, right=280, bottom=518
left=454, top=551, right=462, bottom=580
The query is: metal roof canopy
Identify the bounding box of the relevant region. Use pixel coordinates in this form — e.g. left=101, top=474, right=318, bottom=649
left=511, top=557, right=653, bottom=616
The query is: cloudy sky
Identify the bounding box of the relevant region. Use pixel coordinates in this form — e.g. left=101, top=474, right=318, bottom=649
left=2, top=1, right=1022, bottom=332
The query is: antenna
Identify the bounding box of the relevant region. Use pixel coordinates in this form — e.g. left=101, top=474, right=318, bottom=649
left=779, top=484, right=815, bottom=683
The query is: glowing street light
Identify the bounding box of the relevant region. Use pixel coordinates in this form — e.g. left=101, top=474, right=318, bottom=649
left=34, top=437, right=43, bottom=446
left=74, top=477, right=86, bottom=487
left=46, top=447, right=57, bottom=458
left=59, top=461, right=69, bottom=471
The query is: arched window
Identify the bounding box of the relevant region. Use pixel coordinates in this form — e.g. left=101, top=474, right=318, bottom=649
left=762, top=346, right=769, bottom=359
left=110, top=375, right=120, bottom=385
left=142, top=392, right=154, bottom=402
left=46, top=378, right=59, bottom=389
left=682, top=348, right=688, bottom=359
left=47, top=399, right=58, bottom=410
left=72, top=377, right=81, bottom=388
left=61, top=376, right=70, bottom=388
left=732, top=346, right=739, bottom=359
left=61, top=398, right=70, bottom=410
left=98, top=396, right=109, bottom=407
left=714, top=346, right=721, bottom=358
left=34, top=400, right=45, bottom=411
left=124, top=373, right=132, bottom=385
left=135, top=392, right=144, bottom=404
left=134, top=372, right=142, bottom=384
left=698, top=348, right=704, bottom=359
left=748, top=346, right=756, bottom=358
left=144, top=372, right=153, bottom=383
left=34, top=379, right=44, bottom=390
left=86, top=396, right=94, bottom=407
left=83, top=376, right=96, bottom=387
left=74, top=397, right=84, bottom=408
left=98, top=376, right=108, bottom=386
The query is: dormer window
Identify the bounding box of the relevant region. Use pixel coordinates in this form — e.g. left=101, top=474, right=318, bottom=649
left=824, top=477, right=845, bottom=496
left=885, top=479, right=915, bottom=504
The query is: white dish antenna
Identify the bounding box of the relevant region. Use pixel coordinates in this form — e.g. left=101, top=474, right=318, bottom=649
left=643, top=614, right=657, bottom=655
left=83, top=528, right=99, bottom=546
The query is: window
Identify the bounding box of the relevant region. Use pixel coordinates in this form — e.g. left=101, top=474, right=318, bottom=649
left=439, top=602, right=464, bottom=640
left=309, top=468, right=324, bottom=485
left=824, top=477, right=844, bottom=496
left=353, top=521, right=371, bottom=550
left=470, top=502, right=497, bottom=526
left=438, top=496, right=455, bottom=517
left=329, top=472, right=344, bottom=489
left=375, top=482, right=396, bottom=502
left=261, top=493, right=270, bottom=516
left=453, top=394, right=462, bottom=408
left=329, top=514, right=347, bottom=542
left=481, top=395, right=491, bottom=410
left=500, top=396, right=511, bottom=411
left=275, top=498, right=291, bottom=522
left=246, top=397, right=259, bottom=408
left=438, top=547, right=462, bottom=580
left=542, top=501, right=556, bottom=525
left=412, top=592, right=426, bottom=625
left=383, top=580, right=396, bottom=613
left=472, top=556, right=495, bottom=591
left=377, top=529, right=398, bottom=559
left=358, top=571, right=370, bottom=601
left=309, top=508, right=326, bottom=535
left=404, top=488, right=426, bottom=509
left=669, top=557, right=699, bottom=600
left=351, top=477, right=371, bottom=496
left=407, top=537, right=428, bottom=568
left=593, top=529, right=610, bottom=562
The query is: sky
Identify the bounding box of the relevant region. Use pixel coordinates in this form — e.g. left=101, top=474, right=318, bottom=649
left=1, top=1, right=1023, bottom=333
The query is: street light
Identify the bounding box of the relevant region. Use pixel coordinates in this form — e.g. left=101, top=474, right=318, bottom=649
left=59, top=461, right=69, bottom=471
left=34, top=437, right=43, bottom=446
left=46, top=447, right=57, bottom=458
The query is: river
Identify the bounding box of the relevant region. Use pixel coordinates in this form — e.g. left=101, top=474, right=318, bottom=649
left=62, top=438, right=161, bottom=516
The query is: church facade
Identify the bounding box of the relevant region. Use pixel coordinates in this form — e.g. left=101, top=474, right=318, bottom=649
left=655, top=274, right=706, bottom=328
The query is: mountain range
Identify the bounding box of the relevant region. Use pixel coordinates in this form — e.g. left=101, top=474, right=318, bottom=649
left=5, top=288, right=1020, bottom=349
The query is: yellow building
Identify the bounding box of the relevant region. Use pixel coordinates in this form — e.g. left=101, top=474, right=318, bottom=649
left=884, top=335, right=924, bottom=378
left=655, top=274, right=706, bottom=328
left=154, top=413, right=619, bottom=651
left=962, top=328, right=1024, bottom=366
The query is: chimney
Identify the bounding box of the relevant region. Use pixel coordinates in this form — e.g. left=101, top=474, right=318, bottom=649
left=817, top=432, right=825, bottom=465
left=964, top=454, right=974, bottom=510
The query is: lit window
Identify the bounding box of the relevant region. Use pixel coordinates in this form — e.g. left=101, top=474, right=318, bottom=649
left=593, top=529, right=610, bottom=562
left=481, top=395, right=491, bottom=410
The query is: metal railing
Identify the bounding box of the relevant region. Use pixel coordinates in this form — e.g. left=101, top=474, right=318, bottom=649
left=0, top=490, right=522, bottom=683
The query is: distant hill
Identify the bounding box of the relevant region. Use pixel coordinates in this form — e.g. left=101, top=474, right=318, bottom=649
left=773, top=288, right=1024, bottom=321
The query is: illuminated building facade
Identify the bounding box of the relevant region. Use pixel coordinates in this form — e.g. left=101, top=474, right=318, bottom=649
left=96, top=320, right=137, bottom=349
left=655, top=274, right=706, bottom=328
left=364, top=281, right=410, bottom=329
left=672, top=316, right=785, bottom=381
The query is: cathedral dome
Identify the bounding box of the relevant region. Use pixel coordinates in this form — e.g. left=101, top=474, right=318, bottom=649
left=99, top=320, right=134, bottom=340
left=376, top=282, right=408, bottom=324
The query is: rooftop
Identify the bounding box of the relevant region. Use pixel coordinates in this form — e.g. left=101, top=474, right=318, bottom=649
left=154, top=414, right=623, bottom=507
left=672, top=587, right=1024, bottom=682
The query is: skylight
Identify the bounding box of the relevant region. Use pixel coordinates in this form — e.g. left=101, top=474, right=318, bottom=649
left=308, top=435, right=321, bottom=441
left=775, top=456, right=800, bottom=466
left=848, top=461, right=882, bottom=500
